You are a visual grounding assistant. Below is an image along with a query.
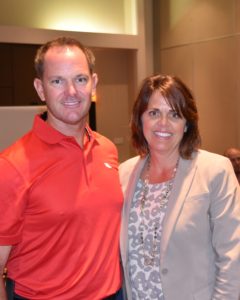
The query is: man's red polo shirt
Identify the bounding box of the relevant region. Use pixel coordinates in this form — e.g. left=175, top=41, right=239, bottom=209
left=0, top=115, right=123, bottom=299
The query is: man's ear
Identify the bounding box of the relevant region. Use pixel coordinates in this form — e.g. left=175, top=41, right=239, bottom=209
left=91, top=73, right=98, bottom=98
left=34, top=78, right=46, bottom=102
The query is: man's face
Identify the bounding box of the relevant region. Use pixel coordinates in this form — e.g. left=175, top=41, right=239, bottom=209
left=34, top=46, right=98, bottom=132
left=226, top=149, right=240, bottom=174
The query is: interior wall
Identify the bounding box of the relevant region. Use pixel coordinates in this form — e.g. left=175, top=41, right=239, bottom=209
left=154, top=0, right=240, bottom=155
left=0, top=43, right=40, bottom=106
left=94, top=48, right=135, bottom=162
left=0, top=0, right=136, bottom=34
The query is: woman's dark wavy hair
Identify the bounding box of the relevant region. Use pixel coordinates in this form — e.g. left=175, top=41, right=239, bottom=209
left=131, top=74, right=201, bottom=159
left=34, top=36, right=95, bottom=79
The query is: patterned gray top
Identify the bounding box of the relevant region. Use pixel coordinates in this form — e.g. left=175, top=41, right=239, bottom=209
left=128, top=178, right=171, bottom=300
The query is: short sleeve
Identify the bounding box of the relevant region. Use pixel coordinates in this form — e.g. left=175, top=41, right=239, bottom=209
left=0, top=158, right=27, bottom=245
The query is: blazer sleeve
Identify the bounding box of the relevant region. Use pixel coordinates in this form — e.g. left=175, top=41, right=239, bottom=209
left=209, top=157, right=240, bottom=299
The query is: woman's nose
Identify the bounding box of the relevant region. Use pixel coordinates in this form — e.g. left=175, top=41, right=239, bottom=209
left=157, top=114, right=168, bottom=125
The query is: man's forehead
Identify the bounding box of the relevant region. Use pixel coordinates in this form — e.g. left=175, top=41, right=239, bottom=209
left=47, top=45, right=82, bottom=55
left=43, top=45, right=88, bottom=69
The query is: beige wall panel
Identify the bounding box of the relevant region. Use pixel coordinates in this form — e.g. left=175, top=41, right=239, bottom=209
left=160, top=0, right=235, bottom=48
left=235, top=36, right=240, bottom=146
left=193, top=37, right=237, bottom=154
left=159, top=45, right=194, bottom=88
left=235, top=0, right=240, bottom=32
left=94, top=48, right=134, bottom=161
left=96, top=84, right=131, bottom=162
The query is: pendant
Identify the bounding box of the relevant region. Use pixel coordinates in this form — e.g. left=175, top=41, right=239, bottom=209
left=144, top=255, right=154, bottom=266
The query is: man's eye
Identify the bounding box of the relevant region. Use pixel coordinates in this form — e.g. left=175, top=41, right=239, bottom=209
left=76, top=76, right=88, bottom=84
left=51, top=79, right=62, bottom=85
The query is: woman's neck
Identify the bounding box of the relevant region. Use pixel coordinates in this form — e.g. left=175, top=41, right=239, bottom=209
left=143, top=152, right=180, bottom=184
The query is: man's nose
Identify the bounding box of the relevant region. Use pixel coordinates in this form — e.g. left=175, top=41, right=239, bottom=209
left=66, top=82, right=77, bottom=95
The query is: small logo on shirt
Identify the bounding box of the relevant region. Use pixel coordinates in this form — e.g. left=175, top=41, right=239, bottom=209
left=104, top=162, right=112, bottom=169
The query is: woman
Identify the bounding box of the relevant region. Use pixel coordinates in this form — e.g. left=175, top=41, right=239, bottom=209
left=119, top=74, right=240, bottom=300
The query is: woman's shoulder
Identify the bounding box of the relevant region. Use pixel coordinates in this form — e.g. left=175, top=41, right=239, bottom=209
left=120, top=155, right=142, bottom=169
left=192, top=149, right=233, bottom=173
left=195, top=149, right=229, bottom=163
left=119, top=156, right=144, bottom=177
left=119, top=155, right=146, bottom=187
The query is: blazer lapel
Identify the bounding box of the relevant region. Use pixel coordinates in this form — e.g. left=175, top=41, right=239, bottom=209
left=120, top=156, right=147, bottom=266
left=160, top=156, right=198, bottom=263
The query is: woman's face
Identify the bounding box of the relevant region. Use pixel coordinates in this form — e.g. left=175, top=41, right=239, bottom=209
left=141, top=91, right=186, bottom=157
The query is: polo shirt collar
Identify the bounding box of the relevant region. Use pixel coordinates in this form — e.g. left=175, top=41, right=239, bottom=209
left=33, top=115, right=96, bottom=145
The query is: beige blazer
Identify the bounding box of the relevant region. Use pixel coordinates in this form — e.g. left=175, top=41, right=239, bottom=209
left=119, top=150, right=240, bottom=300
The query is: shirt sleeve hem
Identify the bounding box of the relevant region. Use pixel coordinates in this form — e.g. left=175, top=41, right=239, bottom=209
left=0, top=235, right=21, bottom=245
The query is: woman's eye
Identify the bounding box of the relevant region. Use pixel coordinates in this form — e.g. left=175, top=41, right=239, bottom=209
left=148, top=110, right=160, bottom=118
left=170, top=111, right=180, bottom=119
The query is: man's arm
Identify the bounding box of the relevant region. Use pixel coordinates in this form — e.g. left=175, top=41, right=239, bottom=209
left=0, top=246, right=12, bottom=300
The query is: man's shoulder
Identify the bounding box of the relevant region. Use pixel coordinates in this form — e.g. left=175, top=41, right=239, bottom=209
left=0, top=131, right=34, bottom=181
left=93, top=131, right=116, bottom=148
left=1, top=130, right=33, bottom=157
left=0, top=114, right=43, bottom=159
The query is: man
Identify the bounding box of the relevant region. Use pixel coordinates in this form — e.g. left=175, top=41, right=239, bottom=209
left=0, top=37, right=123, bottom=300
left=224, top=147, right=240, bottom=184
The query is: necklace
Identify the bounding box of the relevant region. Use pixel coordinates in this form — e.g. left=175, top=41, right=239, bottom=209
left=139, top=157, right=179, bottom=267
